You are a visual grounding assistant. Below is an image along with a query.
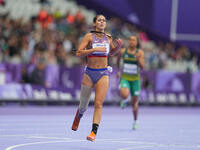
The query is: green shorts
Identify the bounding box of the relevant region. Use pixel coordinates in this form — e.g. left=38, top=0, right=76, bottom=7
left=119, top=78, right=141, bottom=96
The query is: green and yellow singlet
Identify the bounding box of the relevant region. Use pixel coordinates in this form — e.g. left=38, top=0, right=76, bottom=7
left=121, top=49, right=140, bottom=81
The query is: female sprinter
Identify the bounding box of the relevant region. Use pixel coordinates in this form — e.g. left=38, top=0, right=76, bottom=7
left=71, top=14, right=123, bottom=142
left=116, top=35, right=144, bottom=130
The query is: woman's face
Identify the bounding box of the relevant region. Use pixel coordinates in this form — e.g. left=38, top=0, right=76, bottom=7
left=94, top=15, right=106, bottom=31
left=129, top=36, right=138, bottom=48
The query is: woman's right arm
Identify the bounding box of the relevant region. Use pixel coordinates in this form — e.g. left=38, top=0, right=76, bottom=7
left=76, top=33, right=106, bottom=57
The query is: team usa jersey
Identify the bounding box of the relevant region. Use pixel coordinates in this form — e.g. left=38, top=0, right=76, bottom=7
left=88, top=33, right=110, bottom=58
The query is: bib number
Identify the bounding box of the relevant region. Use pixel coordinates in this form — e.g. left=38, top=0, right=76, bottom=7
left=123, top=63, right=138, bottom=74
left=92, top=43, right=110, bottom=55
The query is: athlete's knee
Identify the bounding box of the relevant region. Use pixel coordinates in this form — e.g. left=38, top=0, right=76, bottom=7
left=79, top=105, right=87, bottom=114
left=120, top=88, right=129, bottom=99
left=132, top=97, right=138, bottom=106
left=94, top=101, right=103, bottom=109
left=120, top=90, right=129, bottom=99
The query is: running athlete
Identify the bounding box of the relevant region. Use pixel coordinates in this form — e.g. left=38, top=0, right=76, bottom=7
left=71, top=14, right=123, bottom=142
left=116, top=35, right=144, bottom=130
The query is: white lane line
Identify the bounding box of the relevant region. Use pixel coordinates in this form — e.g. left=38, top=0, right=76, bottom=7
left=5, top=137, right=200, bottom=150
left=110, top=140, right=157, bottom=145
left=5, top=139, right=85, bottom=150
left=118, top=143, right=200, bottom=150
left=96, top=138, right=132, bottom=141
left=0, top=134, right=62, bottom=138
left=0, top=128, right=64, bottom=131
left=28, top=136, right=71, bottom=140
left=164, top=144, right=200, bottom=149
left=0, top=134, right=33, bottom=137
left=5, top=138, right=151, bottom=150
left=118, top=145, right=155, bottom=150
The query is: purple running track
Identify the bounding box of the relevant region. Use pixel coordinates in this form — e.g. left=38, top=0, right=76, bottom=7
left=0, top=106, right=200, bottom=150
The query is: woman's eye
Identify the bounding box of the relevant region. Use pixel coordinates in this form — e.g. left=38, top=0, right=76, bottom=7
left=98, top=19, right=105, bottom=22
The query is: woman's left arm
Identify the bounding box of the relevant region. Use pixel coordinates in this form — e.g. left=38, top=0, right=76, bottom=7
left=109, top=37, right=123, bottom=56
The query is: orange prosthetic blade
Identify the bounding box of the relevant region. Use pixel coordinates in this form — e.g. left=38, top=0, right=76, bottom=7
left=71, top=109, right=80, bottom=131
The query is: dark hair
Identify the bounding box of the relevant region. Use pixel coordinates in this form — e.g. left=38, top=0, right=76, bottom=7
left=130, top=34, right=140, bottom=49
left=93, top=14, right=106, bottom=23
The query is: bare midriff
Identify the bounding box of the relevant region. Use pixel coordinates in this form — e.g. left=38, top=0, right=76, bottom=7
left=87, top=57, right=108, bottom=69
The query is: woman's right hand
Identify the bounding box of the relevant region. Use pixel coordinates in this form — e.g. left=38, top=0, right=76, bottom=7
left=93, top=47, right=107, bottom=52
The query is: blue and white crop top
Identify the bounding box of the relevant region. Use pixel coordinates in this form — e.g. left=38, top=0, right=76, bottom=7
left=88, top=33, right=110, bottom=58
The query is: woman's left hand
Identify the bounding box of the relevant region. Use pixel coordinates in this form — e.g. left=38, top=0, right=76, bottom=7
left=114, top=38, right=123, bottom=48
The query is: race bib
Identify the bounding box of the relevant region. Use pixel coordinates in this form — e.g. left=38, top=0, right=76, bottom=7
left=92, top=43, right=110, bottom=55
left=123, top=63, right=138, bottom=74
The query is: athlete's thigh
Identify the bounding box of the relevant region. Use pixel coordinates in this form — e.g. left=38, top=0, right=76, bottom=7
left=130, top=80, right=141, bottom=96
left=94, top=76, right=109, bottom=102
left=82, top=73, right=93, bottom=87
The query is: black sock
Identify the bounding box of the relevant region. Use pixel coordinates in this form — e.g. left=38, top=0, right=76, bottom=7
left=92, top=123, right=99, bottom=135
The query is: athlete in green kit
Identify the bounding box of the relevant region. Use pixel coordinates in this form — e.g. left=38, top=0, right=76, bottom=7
left=116, top=35, right=144, bottom=130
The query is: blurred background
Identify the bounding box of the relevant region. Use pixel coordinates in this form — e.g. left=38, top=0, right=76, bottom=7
left=0, top=0, right=200, bottom=106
